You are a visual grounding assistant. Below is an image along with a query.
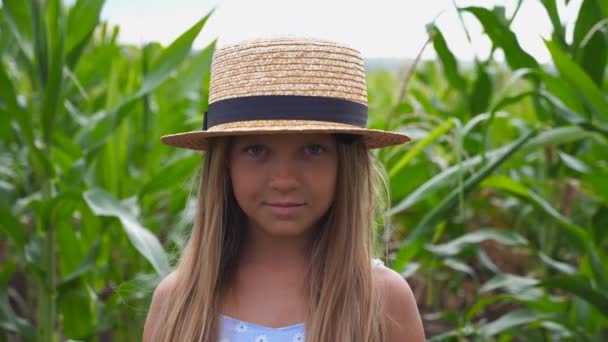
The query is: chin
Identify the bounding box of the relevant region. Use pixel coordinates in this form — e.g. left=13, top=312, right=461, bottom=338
left=260, top=222, right=314, bottom=238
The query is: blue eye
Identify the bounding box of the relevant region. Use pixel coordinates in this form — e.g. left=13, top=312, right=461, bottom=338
left=304, top=144, right=327, bottom=156
left=245, top=145, right=266, bottom=157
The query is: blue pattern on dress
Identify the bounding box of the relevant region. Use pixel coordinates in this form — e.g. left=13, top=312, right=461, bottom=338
left=219, top=315, right=305, bottom=342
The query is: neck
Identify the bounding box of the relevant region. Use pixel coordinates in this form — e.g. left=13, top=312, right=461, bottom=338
left=239, top=223, right=313, bottom=270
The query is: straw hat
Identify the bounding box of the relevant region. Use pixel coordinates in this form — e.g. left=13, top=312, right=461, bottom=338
left=160, top=36, right=411, bottom=150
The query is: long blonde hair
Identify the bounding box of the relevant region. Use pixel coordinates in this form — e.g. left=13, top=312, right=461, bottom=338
left=150, top=135, right=388, bottom=341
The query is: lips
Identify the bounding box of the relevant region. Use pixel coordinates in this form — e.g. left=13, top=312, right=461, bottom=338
left=266, top=202, right=304, bottom=207
left=264, top=202, right=305, bottom=216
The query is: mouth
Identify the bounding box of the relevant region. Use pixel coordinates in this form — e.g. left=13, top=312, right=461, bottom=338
left=265, top=202, right=306, bottom=207
left=263, top=202, right=306, bottom=216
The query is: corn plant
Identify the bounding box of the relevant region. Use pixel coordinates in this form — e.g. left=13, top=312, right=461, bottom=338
left=371, top=0, right=608, bottom=340
left=1, top=0, right=607, bottom=340
left=1, top=0, right=214, bottom=340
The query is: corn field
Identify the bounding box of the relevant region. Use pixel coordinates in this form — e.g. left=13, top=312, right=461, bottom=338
left=1, top=0, right=607, bottom=341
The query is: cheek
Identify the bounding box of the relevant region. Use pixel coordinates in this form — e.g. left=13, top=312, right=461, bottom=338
left=305, top=159, right=338, bottom=204
left=230, top=160, right=263, bottom=203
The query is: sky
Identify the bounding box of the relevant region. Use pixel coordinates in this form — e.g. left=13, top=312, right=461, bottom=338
left=96, top=0, right=583, bottom=63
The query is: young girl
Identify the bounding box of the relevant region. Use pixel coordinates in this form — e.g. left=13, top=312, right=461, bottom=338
left=143, top=36, right=425, bottom=342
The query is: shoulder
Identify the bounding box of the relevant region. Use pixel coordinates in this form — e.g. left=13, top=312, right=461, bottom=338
left=143, top=271, right=180, bottom=342
left=373, top=265, right=425, bottom=342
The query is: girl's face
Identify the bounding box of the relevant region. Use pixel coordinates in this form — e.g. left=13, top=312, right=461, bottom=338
left=229, top=133, right=338, bottom=239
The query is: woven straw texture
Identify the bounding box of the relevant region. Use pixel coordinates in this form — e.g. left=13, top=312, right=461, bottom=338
left=160, top=36, right=411, bottom=150
left=209, top=36, right=368, bottom=105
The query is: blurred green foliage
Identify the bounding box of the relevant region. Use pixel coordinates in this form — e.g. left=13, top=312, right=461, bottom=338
left=1, top=0, right=607, bottom=341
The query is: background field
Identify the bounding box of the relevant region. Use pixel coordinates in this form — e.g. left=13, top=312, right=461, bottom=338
left=1, top=0, right=607, bottom=341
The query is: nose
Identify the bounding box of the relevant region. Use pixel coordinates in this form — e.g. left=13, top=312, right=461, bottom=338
left=268, top=155, right=298, bottom=192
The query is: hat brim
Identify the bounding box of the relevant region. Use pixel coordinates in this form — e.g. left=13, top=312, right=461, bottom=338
left=160, top=120, right=410, bottom=151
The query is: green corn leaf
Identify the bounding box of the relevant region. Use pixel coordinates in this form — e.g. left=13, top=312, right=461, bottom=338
left=482, top=175, right=607, bottom=288
left=523, top=126, right=589, bottom=150
left=538, top=252, right=577, bottom=275
left=469, top=62, right=493, bottom=114
left=139, top=154, right=200, bottom=197
left=48, top=192, right=90, bottom=287
left=443, top=258, right=474, bottom=276
left=464, top=294, right=515, bottom=323
left=490, top=91, right=536, bottom=114
left=0, top=108, right=9, bottom=142
left=57, top=239, right=101, bottom=294
left=2, top=0, right=34, bottom=61
left=79, top=12, right=212, bottom=156
left=65, top=0, right=105, bottom=69
left=137, top=11, right=212, bottom=97
left=41, top=0, right=66, bottom=144
left=539, top=0, right=567, bottom=49
left=413, top=129, right=535, bottom=239
left=601, top=1, right=608, bottom=16
left=0, top=284, right=35, bottom=338
left=540, top=275, right=608, bottom=317
left=430, top=25, right=467, bottom=92
left=558, top=151, right=591, bottom=173
left=426, top=228, right=528, bottom=256
left=462, top=112, right=509, bottom=135
left=461, top=6, right=538, bottom=70
left=83, top=188, right=170, bottom=276
left=400, top=261, right=420, bottom=279
left=480, top=308, right=553, bottom=337
left=585, top=174, right=608, bottom=206
left=173, top=39, right=217, bottom=97
left=1, top=63, right=54, bottom=183
left=572, top=0, right=606, bottom=86
left=388, top=119, right=454, bottom=178
left=392, top=129, right=536, bottom=271
left=30, top=0, right=49, bottom=86
left=0, top=200, right=25, bottom=250
left=578, top=27, right=606, bottom=88
left=496, top=68, right=536, bottom=94
left=57, top=219, right=84, bottom=276
left=480, top=273, right=539, bottom=293
left=540, top=71, right=585, bottom=114
left=482, top=175, right=590, bottom=251
left=545, top=39, right=608, bottom=120
left=59, top=287, right=95, bottom=339
left=0, top=60, right=34, bottom=144
left=79, top=99, right=138, bottom=158
left=388, top=126, right=591, bottom=216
